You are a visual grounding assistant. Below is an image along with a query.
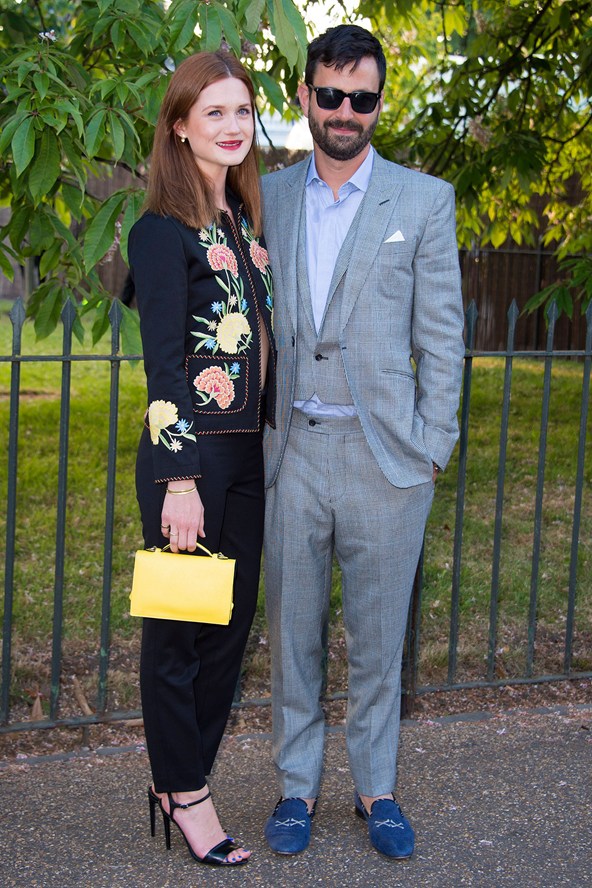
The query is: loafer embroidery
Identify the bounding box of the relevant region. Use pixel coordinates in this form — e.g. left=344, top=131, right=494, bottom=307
left=273, top=817, right=306, bottom=828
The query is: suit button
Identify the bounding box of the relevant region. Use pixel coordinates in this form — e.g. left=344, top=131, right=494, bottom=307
left=314, top=353, right=324, bottom=361
left=308, top=419, right=317, bottom=427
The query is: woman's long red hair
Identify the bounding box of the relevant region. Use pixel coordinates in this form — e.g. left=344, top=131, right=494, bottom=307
left=143, top=51, right=261, bottom=233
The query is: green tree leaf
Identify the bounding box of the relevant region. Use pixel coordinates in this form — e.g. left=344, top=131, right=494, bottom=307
left=12, top=115, right=36, bottom=176
left=29, top=210, right=56, bottom=253
left=28, top=129, right=61, bottom=203
left=33, top=282, right=64, bottom=340
left=39, top=239, right=63, bottom=279
left=7, top=204, right=33, bottom=251
left=83, top=191, right=127, bottom=270
left=120, top=190, right=145, bottom=264
left=120, top=303, right=143, bottom=356
left=0, top=111, right=29, bottom=154
left=0, top=246, right=15, bottom=281
left=198, top=5, right=223, bottom=53
left=214, top=3, right=242, bottom=56
left=241, top=0, right=265, bottom=33
left=33, top=71, right=50, bottom=101
left=108, top=111, right=126, bottom=161
left=91, top=298, right=112, bottom=345
left=170, top=0, right=200, bottom=51
left=270, top=0, right=299, bottom=70
left=254, top=70, right=286, bottom=114
left=85, top=109, right=107, bottom=158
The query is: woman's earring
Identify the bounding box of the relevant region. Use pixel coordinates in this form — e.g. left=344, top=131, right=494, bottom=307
left=180, top=135, right=186, bottom=143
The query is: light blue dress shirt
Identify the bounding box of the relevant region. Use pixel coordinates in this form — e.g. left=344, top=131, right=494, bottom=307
left=294, top=147, right=375, bottom=417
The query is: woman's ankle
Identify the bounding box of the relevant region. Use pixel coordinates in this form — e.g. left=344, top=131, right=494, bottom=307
left=172, top=785, right=209, bottom=805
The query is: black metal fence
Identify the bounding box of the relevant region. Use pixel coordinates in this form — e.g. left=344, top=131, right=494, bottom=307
left=1, top=297, right=591, bottom=734
left=403, top=298, right=592, bottom=713
left=1, top=299, right=134, bottom=734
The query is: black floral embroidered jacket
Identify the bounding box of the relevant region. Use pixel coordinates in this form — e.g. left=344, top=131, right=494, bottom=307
left=128, top=197, right=276, bottom=483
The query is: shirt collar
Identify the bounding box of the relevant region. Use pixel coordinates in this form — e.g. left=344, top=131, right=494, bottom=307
left=305, top=146, right=375, bottom=194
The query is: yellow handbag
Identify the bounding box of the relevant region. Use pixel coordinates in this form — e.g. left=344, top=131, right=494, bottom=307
left=129, top=543, right=235, bottom=625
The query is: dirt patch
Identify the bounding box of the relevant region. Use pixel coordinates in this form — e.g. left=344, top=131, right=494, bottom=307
left=1, top=627, right=590, bottom=763
left=1, top=678, right=590, bottom=762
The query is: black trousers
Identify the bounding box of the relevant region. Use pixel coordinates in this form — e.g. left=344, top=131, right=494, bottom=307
left=136, top=427, right=264, bottom=792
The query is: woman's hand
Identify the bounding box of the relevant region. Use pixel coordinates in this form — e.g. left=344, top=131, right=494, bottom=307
left=161, top=481, right=205, bottom=553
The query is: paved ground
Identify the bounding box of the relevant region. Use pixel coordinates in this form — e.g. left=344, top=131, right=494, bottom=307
left=1, top=704, right=591, bottom=887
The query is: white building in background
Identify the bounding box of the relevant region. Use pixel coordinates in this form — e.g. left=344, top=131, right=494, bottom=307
left=256, top=111, right=313, bottom=151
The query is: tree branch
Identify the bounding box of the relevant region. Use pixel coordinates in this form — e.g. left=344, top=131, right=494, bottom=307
left=32, top=0, right=48, bottom=33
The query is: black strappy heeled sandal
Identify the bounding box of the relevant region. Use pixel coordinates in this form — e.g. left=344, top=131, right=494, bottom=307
left=147, top=786, right=249, bottom=866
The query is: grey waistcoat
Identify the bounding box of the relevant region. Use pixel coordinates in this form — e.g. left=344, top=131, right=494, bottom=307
left=293, top=291, right=353, bottom=404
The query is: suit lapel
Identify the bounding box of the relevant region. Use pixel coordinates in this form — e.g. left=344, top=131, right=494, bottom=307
left=334, top=156, right=403, bottom=331
left=295, top=197, right=317, bottom=333
left=269, top=159, right=310, bottom=332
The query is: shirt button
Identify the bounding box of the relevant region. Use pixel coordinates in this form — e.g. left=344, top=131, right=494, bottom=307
left=315, top=353, right=324, bottom=361
left=308, top=419, right=317, bottom=427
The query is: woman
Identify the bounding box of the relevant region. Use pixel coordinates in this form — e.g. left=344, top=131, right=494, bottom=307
left=128, top=51, right=275, bottom=867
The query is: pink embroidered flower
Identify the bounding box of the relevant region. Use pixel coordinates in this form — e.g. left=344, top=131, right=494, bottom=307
left=207, top=244, right=238, bottom=276
left=249, top=239, right=269, bottom=273
left=193, top=366, right=235, bottom=409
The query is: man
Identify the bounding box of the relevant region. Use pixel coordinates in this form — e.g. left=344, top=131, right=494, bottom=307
left=261, top=24, right=465, bottom=859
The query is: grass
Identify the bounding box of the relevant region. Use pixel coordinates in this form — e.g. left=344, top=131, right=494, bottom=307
left=0, top=316, right=144, bottom=639
left=420, top=358, right=592, bottom=682
left=1, top=309, right=591, bottom=720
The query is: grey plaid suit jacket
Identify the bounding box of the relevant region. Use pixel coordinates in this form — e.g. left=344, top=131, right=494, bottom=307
left=261, top=151, right=465, bottom=489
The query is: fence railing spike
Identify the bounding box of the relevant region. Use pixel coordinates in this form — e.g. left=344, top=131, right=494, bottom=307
left=60, top=296, right=77, bottom=325
left=108, top=298, right=123, bottom=353
left=545, top=299, right=558, bottom=325
left=507, top=300, right=519, bottom=323
left=9, top=297, right=26, bottom=329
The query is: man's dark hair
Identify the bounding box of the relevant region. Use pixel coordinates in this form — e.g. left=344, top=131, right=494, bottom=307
left=305, top=24, right=387, bottom=92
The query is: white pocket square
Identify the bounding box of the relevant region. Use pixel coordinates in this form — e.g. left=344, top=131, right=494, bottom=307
left=384, top=230, right=405, bottom=243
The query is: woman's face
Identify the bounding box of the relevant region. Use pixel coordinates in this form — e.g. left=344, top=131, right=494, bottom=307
left=174, top=77, right=254, bottom=179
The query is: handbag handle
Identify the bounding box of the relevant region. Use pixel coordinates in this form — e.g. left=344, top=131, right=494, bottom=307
left=161, top=543, right=230, bottom=560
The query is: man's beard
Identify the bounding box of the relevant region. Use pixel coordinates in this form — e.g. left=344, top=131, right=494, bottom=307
left=308, top=110, right=379, bottom=161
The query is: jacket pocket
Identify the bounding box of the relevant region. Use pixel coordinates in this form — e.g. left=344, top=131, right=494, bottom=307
left=185, top=355, right=249, bottom=415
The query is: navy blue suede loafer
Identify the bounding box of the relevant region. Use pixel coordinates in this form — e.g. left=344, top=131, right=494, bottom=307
left=354, top=793, right=414, bottom=859
left=264, top=797, right=315, bottom=854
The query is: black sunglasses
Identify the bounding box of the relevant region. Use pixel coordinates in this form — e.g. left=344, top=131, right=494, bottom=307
left=307, top=84, right=381, bottom=114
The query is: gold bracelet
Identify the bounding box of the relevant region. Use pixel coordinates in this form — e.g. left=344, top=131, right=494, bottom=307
left=166, top=486, right=197, bottom=495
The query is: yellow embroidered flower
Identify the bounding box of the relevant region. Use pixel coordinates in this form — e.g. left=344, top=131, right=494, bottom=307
left=148, top=400, right=178, bottom=445
left=215, top=313, right=251, bottom=353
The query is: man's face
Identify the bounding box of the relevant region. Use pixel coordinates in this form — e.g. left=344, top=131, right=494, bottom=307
left=298, top=56, right=383, bottom=162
